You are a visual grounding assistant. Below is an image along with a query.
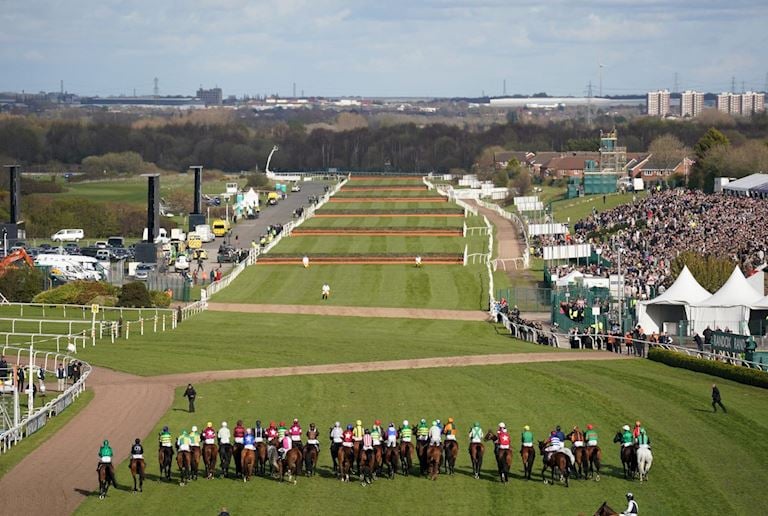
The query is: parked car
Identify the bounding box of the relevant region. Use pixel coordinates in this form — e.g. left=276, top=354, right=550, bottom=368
left=291, top=183, right=301, bottom=192
left=51, top=229, right=84, bottom=242
left=217, top=244, right=236, bottom=263
left=95, top=241, right=108, bottom=249
left=95, top=249, right=111, bottom=261
left=134, top=263, right=155, bottom=280
left=64, top=243, right=81, bottom=255
left=174, top=255, right=190, bottom=271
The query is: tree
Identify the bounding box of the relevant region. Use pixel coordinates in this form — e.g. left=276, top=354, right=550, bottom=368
left=118, top=281, right=153, bottom=308
left=648, top=134, right=688, bottom=170
left=492, top=168, right=509, bottom=187
left=689, top=128, right=730, bottom=191
left=0, top=268, right=43, bottom=302
left=512, top=168, right=532, bottom=196
left=670, top=252, right=733, bottom=293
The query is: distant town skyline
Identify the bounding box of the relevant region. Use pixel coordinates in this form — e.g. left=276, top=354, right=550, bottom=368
left=1, top=1, right=766, bottom=98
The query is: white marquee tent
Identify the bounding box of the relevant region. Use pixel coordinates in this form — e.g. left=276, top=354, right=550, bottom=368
left=688, top=267, right=764, bottom=335
left=636, top=266, right=711, bottom=334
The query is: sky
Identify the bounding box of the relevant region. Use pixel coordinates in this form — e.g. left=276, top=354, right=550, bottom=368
left=1, top=0, right=766, bottom=98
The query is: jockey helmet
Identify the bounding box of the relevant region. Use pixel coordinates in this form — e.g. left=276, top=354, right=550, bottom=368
left=389, top=422, right=395, bottom=427
left=431, top=421, right=437, bottom=426
left=436, top=419, right=441, bottom=425
left=587, top=424, right=593, bottom=430
left=279, top=421, right=285, bottom=427
left=162, top=426, right=169, bottom=432
left=448, top=417, right=454, bottom=423
left=245, top=428, right=252, bottom=434
left=335, top=421, right=340, bottom=427
left=192, top=426, right=198, bottom=432
left=207, top=422, right=212, bottom=427
left=523, top=425, right=530, bottom=431
left=626, top=493, right=634, bottom=500
left=103, top=439, right=109, bottom=446
left=635, top=420, right=641, bottom=426
left=135, top=438, right=141, bottom=444
left=499, top=422, right=506, bottom=429
left=356, top=419, right=362, bottom=426
left=347, top=424, right=353, bottom=430
left=293, top=418, right=299, bottom=424
left=375, top=419, right=381, bottom=425
left=403, top=420, right=409, bottom=426
left=420, top=418, right=426, bottom=424
left=222, top=422, right=228, bottom=427
left=182, top=430, right=188, bottom=435
left=269, top=421, right=275, bottom=427
left=473, top=422, right=480, bottom=428
left=556, top=425, right=561, bottom=431
left=639, top=427, right=646, bottom=434
left=237, top=420, right=243, bottom=426
left=310, top=422, right=316, bottom=427
left=365, top=428, right=370, bottom=434
left=255, top=420, right=260, bottom=426
left=623, top=425, right=630, bottom=431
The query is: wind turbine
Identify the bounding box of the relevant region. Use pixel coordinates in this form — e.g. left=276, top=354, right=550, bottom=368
left=598, top=63, right=607, bottom=98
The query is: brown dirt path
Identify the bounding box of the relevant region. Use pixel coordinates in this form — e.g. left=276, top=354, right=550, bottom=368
left=207, top=302, right=489, bottom=321
left=470, top=200, right=524, bottom=284
left=0, top=350, right=628, bottom=514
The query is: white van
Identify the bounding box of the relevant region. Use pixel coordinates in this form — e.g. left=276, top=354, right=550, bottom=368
left=195, top=224, right=215, bottom=243
left=142, top=228, right=170, bottom=244
left=51, top=229, right=84, bottom=242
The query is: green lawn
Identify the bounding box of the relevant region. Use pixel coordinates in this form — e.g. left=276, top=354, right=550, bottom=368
left=213, top=264, right=489, bottom=310
left=322, top=201, right=453, bottom=210
left=37, top=312, right=544, bottom=376
left=345, top=179, right=425, bottom=186
left=0, top=390, right=94, bottom=480
left=301, top=216, right=465, bottom=229
left=76, top=360, right=768, bottom=515
left=550, top=192, right=644, bottom=230
left=336, top=190, right=440, bottom=198
left=270, top=235, right=482, bottom=256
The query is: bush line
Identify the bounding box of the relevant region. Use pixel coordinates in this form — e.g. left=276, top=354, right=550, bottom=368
left=648, top=348, right=768, bottom=389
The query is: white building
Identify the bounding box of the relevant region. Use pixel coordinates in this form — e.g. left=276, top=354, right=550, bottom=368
left=716, top=92, right=766, bottom=116
left=646, top=90, right=670, bottom=116
left=680, top=90, right=704, bottom=117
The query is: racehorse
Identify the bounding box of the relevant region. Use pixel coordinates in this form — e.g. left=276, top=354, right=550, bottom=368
left=353, top=439, right=363, bottom=475
left=304, top=442, right=319, bottom=477
left=176, top=449, right=192, bottom=486
left=636, top=446, right=653, bottom=482
left=538, top=441, right=570, bottom=487
left=373, top=444, right=384, bottom=477
left=399, top=441, right=414, bottom=476
left=97, top=462, right=115, bottom=499
left=360, top=447, right=376, bottom=485
left=190, top=446, right=201, bottom=480
left=383, top=445, right=400, bottom=479
left=594, top=502, right=619, bottom=515
left=330, top=442, right=341, bottom=473
left=415, top=439, right=429, bottom=476
left=426, top=444, right=442, bottom=481
left=520, top=445, right=536, bottom=480
left=280, top=447, right=303, bottom=483
left=158, top=446, right=174, bottom=481
left=566, top=429, right=588, bottom=479
left=612, top=433, right=637, bottom=480
left=485, top=431, right=511, bottom=483
left=337, top=445, right=354, bottom=482
left=241, top=447, right=256, bottom=482
left=586, top=443, right=602, bottom=481
left=443, top=440, right=458, bottom=475
left=232, top=442, right=244, bottom=477
left=129, top=457, right=145, bottom=493
left=255, top=442, right=267, bottom=476
left=468, top=441, right=484, bottom=479
left=202, top=442, right=218, bottom=479
left=218, top=443, right=232, bottom=478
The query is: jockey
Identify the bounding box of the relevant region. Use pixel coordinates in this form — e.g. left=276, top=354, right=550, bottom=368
left=497, top=423, right=511, bottom=451
left=443, top=417, right=457, bottom=443
left=416, top=419, right=429, bottom=442
left=233, top=420, right=246, bottom=445
left=521, top=425, right=534, bottom=449
left=131, top=438, right=144, bottom=459
left=266, top=421, right=278, bottom=444
left=636, top=427, right=651, bottom=449
left=428, top=420, right=442, bottom=446
left=370, top=421, right=382, bottom=447
left=188, top=426, right=201, bottom=450
left=468, top=422, right=483, bottom=446
left=177, top=430, right=191, bottom=452
left=544, top=430, right=562, bottom=457
left=400, top=420, right=413, bottom=444
left=289, top=418, right=302, bottom=446
left=621, top=425, right=634, bottom=448
left=353, top=419, right=364, bottom=442
left=386, top=423, right=398, bottom=448
left=623, top=492, right=639, bottom=515
left=585, top=424, right=598, bottom=447
left=202, top=422, right=216, bottom=445
left=330, top=422, right=343, bottom=454
left=554, top=425, right=566, bottom=442
left=243, top=428, right=256, bottom=450
left=279, top=433, right=293, bottom=460
left=158, top=426, right=173, bottom=448
left=253, top=420, right=265, bottom=444
left=570, top=425, right=585, bottom=448
left=342, top=424, right=354, bottom=448
left=218, top=422, right=231, bottom=446
left=306, top=423, right=320, bottom=451
left=277, top=421, right=287, bottom=440
left=362, top=428, right=374, bottom=458
left=99, top=439, right=114, bottom=464
left=436, top=419, right=443, bottom=430
left=632, top=421, right=642, bottom=440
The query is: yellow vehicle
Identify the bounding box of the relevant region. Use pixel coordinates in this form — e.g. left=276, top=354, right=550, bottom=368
left=192, top=248, right=208, bottom=261
left=212, top=219, right=231, bottom=237
left=267, top=192, right=279, bottom=206
left=187, top=233, right=202, bottom=249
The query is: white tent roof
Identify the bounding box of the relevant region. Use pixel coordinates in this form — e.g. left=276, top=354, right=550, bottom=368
left=555, top=270, right=583, bottom=286
left=749, top=295, right=768, bottom=309
left=645, top=265, right=711, bottom=305
left=722, top=173, right=768, bottom=192
left=697, top=266, right=763, bottom=307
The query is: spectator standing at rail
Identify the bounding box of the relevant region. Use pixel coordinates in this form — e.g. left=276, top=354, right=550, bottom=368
left=0, top=355, right=8, bottom=380
left=184, top=383, right=197, bottom=413
left=712, top=384, right=726, bottom=413
left=56, top=363, right=66, bottom=391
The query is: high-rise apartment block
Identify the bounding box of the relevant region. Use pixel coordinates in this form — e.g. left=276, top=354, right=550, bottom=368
left=196, top=87, right=223, bottom=106
left=646, top=90, right=671, bottom=116
left=716, top=92, right=765, bottom=116
left=680, top=90, right=704, bottom=117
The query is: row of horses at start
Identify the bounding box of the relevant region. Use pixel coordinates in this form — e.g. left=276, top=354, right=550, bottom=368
left=97, top=430, right=653, bottom=498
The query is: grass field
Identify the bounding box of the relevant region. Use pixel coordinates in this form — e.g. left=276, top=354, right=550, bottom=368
left=335, top=190, right=440, bottom=198
left=269, top=234, right=482, bottom=256
left=322, top=201, right=451, bottom=210
left=213, top=263, right=490, bottom=310
left=301, top=216, right=465, bottom=229
left=76, top=360, right=768, bottom=515
left=550, top=192, right=645, bottom=229
left=35, top=313, right=542, bottom=376
left=345, top=179, right=425, bottom=186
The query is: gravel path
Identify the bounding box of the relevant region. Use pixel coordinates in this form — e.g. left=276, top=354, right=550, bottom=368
left=207, top=302, right=490, bottom=321
left=0, top=350, right=628, bottom=514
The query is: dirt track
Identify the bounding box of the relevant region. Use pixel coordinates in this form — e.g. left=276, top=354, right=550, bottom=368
left=0, top=349, right=628, bottom=514
left=207, top=302, right=490, bottom=321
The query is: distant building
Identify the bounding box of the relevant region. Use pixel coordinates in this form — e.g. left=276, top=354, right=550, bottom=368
left=646, top=90, right=670, bottom=116
left=196, top=87, right=223, bottom=106
left=680, top=90, right=704, bottom=117
left=716, top=92, right=765, bottom=116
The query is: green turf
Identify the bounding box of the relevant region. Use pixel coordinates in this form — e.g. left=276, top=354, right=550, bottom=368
left=336, top=190, right=440, bottom=198
left=344, top=179, right=425, bottom=186
left=0, top=390, right=94, bottom=480
left=76, top=360, right=768, bottom=515
left=213, top=264, right=489, bottom=310
left=322, top=201, right=453, bottom=210
left=36, top=312, right=546, bottom=376
left=270, top=235, right=481, bottom=256
left=549, top=192, right=645, bottom=230
left=301, top=216, right=465, bottom=229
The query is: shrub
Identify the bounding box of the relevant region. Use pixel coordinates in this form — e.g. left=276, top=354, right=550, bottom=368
left=648, top=348, right=768, bottom=389
left=150, top=290, right=172, bottom=308
left=0, top=268, right=43, bottom=302
left=118, top=281, right=153, bottom=308
left=32, top=281, right=118, bottom=305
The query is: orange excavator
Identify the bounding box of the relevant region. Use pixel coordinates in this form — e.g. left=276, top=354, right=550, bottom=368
left=0, top=248, right=35, bottom=277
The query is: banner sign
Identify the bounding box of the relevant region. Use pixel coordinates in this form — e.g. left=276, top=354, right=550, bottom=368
left=543, top=244, right=592, bottom=261
left=528, top=223, right=569, bottom=236
left=710, top=331, right=755, bottom=354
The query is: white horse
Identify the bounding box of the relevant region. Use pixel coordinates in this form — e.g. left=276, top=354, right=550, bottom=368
left=636, top=446, right=653, bottom=481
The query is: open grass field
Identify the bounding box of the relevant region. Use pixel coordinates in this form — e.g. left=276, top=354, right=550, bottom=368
left=345, top=178, right=425, bottom=186
left=76, top=360, right=768, bottom=515
left=268, top=234, right=484, bottom=256
left=335, top=190, right=441, bottom=198
left=213, top=263, right=490, bottom=310
left=35, top=313, right=542, bottom=376
left=550, top=192, right=645, bottom=229
left=301, top=216, right=465, bottom=229
left=324, top=201, right=449, bottom=210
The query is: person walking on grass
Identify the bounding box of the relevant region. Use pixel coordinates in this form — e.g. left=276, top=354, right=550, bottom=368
left=184, top=383, right=197, bottom=413
left=712, top=383, right=726, bottom=413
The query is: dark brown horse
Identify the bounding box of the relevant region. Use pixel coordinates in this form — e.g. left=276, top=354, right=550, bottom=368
left=232, top=443, right=244, bottom=477
left=176, top=450, right=192, bottom=486
left=256, top=442, right=268, bottom=476
left=538, top=441, right=569, bottom=487
left=129, top=457, right=145, bottom=492
left=281, top=447, right=303, bottom=483
left=158, top=446, right=174, bottom=481
left=400, top=441, right=414, bottom=476
left=202, top=443, right=218, bottom=479
left=485, top=431, right=511, bottom=483
left=218, top=443, right=233, bottom=478
left=468, top=442, right=484, bottom=479
left=304, top=443, right=319, bottom=477
left=97, top=463, right=116, bottom=499
left=416, top=439, right=429, bottom=476
left=566, top=429, right=588, bottom=479
left=586, top=444, right=602, bottom=481
left=520, top=445, right=536, bottom=480
left=612, top=433, right=637, bottom=480
left=337, top=445, right=354, bottom=482
left=373, top=444, right=384, bottom=477
left=241, top=447, right=256, bottom=482
left=426, top=445, right=442, bottom=480
left=360, top=447, right=376, bottom=484
left=190, top=446, right=201, bottom=480
left=352, top=440, right=363, bottom=475
left=594, top=501, right=619, bottom=515
left=443, top=440, right=458, bottom=475
left=383, top=445, right=400, bottom=479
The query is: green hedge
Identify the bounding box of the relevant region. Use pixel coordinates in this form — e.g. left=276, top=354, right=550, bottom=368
left=648, top=348, right=768, bottom=389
